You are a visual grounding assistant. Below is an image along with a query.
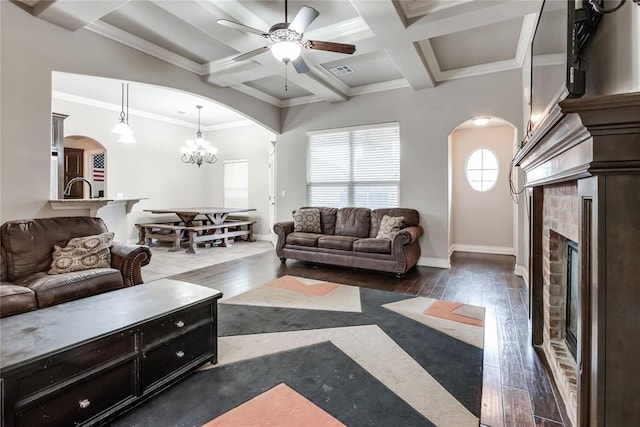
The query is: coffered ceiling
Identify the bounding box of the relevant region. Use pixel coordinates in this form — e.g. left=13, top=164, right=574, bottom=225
left=18, top=0, right=542, bottom=109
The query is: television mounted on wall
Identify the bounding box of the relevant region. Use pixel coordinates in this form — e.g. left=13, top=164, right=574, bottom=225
left=528, top=0, right=601, bottom=136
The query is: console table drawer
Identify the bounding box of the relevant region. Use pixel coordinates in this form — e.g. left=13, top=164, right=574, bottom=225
left=141, top=302, right=212, bottom=346
left=141, top=324, right=212, bottom=389
left=16, top=361, right=135, bottom=427
left=13, top=333, right=134, bottom=402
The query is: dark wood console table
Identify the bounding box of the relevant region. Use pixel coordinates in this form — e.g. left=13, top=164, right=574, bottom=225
left=0, top=279, right=222, bottom=426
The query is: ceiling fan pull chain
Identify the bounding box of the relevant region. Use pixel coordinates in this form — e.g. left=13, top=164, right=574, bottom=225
left=285, top=63, right=288, bottom=92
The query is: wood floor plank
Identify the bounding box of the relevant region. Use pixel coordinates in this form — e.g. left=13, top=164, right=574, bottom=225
left=481, top=365, right=504, bottom=427
left=503, top=385, right=535, bottom=427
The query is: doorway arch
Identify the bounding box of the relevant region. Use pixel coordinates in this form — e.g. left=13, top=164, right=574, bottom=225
left=448, top=117, right=517, bottom=257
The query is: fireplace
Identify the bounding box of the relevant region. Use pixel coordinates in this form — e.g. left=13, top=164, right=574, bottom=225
left=565, top=239, right=578, bottom=359
left=541, top=183, right=579, bottom=425
left=515, top=92, right=640, bottom=427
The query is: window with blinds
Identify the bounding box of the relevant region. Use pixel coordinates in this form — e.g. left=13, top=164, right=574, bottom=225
left=224, top=160, right=249, bottom=209
left=307, top=123, right=400, bottom=208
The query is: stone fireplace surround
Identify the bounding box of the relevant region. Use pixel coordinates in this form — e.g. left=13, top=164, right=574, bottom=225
left=515, top=92, right=640, bottom=427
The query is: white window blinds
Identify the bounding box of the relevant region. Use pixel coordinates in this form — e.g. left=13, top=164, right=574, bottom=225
left=224, top=160, right=249, bottom=209
left=307, top=123, right=400, bottom=208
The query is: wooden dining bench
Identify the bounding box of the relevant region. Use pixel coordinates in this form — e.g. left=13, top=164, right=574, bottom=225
left=184, top=220, right=256, bottom=253
left=136, top=223, right=186, bottom=251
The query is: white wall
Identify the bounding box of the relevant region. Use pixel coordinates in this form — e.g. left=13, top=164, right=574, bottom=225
left=450, top=125, right=516, bottom=254
left=277, top=71, right=526, bottom=267
left=0, top=1, right=279, bottom=225
left=583, top=1, right=640, bottom=95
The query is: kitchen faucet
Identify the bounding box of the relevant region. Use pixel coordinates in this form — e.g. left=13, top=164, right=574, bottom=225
left=63, top=177, right=93, bottom=199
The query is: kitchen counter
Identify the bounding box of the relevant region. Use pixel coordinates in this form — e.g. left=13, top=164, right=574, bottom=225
left=49, top=198, right=146, bottom=216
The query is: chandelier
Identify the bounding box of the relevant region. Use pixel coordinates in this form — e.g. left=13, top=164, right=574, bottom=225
left=111, top=82, right=136, bottom=143
left=181, top=105, right=217, bottom=167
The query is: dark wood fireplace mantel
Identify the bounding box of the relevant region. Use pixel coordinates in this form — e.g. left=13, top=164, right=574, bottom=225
left=516, top=91, right=640, bottom=427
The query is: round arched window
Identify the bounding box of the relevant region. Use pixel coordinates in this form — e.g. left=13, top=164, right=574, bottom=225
left=465, top=148, right=499, bottom=192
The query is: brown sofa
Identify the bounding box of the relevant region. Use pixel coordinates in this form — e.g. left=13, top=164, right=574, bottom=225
left=0, top=216, right=152, bottom=318
left=274, top=207, right=423, bottom=276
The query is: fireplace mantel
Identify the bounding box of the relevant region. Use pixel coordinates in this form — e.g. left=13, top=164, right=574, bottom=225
left=515, top=92, right=640, bottom=427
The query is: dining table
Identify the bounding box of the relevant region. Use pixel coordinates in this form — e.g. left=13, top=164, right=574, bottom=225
left=143, top=207, right=256, bottom=227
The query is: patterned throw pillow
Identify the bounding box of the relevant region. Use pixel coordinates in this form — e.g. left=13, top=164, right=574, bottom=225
left=376, top=215, right=405, bottom=240
left=293, top=208, right=322, bottom=233
left=48, top=232, right=114, bottom=274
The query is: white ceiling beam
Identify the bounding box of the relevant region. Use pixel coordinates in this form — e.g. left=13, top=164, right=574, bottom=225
left=350, top=0, right=435, bottom=90
left=405, top=0, right=541, bottom=41
left=86, top=21, right=205, bottom=75
left=30, top=0, right=129, bottom=31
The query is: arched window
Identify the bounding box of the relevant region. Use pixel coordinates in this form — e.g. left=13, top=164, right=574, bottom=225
left=465, top=147, right=498, bottom=192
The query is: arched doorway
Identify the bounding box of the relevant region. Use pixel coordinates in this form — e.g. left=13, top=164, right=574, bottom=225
left=62, top=136, right=106, bottom=199
left=448, top=117, right=517, bottom=256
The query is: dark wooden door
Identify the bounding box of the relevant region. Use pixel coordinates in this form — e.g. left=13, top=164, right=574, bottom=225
left=64, top=148, right=84, bottom=199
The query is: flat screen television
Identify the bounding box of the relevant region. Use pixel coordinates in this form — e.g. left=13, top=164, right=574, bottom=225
left=528, top=0, right=601, bottom=136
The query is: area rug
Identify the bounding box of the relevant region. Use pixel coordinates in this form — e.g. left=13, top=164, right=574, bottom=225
left=113, top=275, right=485, bottom=426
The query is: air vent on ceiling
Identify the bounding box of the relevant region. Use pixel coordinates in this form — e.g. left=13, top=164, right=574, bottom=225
left=329, top=65, right=353, bottom=76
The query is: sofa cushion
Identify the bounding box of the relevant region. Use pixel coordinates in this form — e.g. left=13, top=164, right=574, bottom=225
left=318, top=235, right=359, bottom=251
left=286, top=232, right=321, bottom=247
left=376, top=215, right=405, bottom=240
left=1, top=217, right=109, bottom=281
left=49, top=232, right=114, bottom=274
left=300, top=207, right=338, bottom=235
left=370, top=208, right=420, bottom=238
left=353, top=238, right=392, bottom=254
left=293, top=208, right=321, bottom=233
left=15, top=268, right=123, bottom=309
left=0, top=282, right=37, bottom=318
left=335, top=208, right=371, bottom=238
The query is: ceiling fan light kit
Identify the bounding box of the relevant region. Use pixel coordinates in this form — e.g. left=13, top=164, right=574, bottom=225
left=217, top=0, right=356, bottom=75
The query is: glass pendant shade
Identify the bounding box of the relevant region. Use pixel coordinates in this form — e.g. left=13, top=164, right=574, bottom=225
left=271, top=41, right=301, bottom=62
left=111, top=120, right=132, bottom=135
left=118, top=132, right=137, bottom=144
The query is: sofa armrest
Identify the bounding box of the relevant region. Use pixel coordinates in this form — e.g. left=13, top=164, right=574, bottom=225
left=110, top=243, right=152, bottom=287
left=393, top=225, right=423, bottom=246
left=273, top=221, right=294, bottom=259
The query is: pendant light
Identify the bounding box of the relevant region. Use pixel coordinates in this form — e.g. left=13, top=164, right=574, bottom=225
left=111, top=83, right=136, bottom=143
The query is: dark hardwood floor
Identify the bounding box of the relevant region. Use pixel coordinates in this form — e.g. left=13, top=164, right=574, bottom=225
left=169, top=250, right=566, bottom=427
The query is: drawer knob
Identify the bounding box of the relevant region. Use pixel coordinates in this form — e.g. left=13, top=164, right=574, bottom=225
left=79, top=399, right=91, bottom=409
left=175, top=320, right=185, bottom=328
left=176, top=350, right=185, bottom=358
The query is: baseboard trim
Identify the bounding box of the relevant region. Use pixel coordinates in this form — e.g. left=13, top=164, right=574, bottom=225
left=418, top=257, right=451, bottom=269
left=450, top=244, right=515, bottom=256
left=514, top=264, right=529, bottom=287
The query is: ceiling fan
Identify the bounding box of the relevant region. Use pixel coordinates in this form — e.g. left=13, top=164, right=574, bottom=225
left=217, top=0, right=356, bottom=74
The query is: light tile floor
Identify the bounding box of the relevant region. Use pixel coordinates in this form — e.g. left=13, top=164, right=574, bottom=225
left=142, top=240, right=274, bottom=282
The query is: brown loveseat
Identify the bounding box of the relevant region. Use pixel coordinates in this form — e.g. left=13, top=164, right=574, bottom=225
left=274, top=207, right=423, bottom=276
left=0, top=216, right=152, bottom=318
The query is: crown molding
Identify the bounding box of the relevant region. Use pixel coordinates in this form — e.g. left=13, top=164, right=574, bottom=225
left=52, top=91, right=251, bottom=130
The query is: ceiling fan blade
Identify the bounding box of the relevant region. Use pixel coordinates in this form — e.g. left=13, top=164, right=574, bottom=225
left=288, top=6, right=319, bottom=34
left=305, top=40, right=356, bottom=55
left=291, top=56, right=310, bottom=74
left=232, top=46, right=270, bottom=62
left=217, top=19, right=268, bottom=37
